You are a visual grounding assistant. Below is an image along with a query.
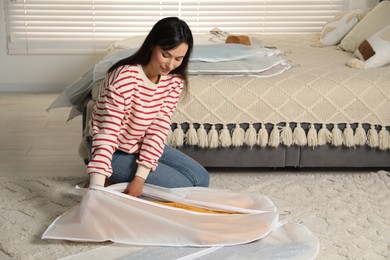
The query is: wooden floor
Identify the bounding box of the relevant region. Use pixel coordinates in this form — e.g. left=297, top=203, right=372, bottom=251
left=0, top=93, right=86, bottom=177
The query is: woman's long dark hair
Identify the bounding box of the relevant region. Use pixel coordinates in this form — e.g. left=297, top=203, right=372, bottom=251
left=108, top=17, right=193, bottom=86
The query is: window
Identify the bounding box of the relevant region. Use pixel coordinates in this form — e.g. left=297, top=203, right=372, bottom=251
left=5, top=0, right=347, bottom=54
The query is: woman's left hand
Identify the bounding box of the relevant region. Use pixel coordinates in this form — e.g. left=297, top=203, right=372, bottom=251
left=124, top=176, right=145, bottom=197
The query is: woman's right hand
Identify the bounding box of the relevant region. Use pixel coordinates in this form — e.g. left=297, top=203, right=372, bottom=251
left=124, top=176, right=145, bottom=197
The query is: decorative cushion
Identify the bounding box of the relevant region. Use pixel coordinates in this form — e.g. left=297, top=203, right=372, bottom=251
left=339, top=1, right=390, bottom=52
left=319, top=9, right=367, bottom=46
left=347, top=24, right=390, bottom=69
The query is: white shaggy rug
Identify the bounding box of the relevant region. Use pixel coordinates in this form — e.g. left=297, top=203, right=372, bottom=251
left=0, top=170, right=389, bottom=260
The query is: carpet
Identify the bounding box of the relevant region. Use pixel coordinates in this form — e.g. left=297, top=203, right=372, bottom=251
left=0, top=170, right=389, bottom=260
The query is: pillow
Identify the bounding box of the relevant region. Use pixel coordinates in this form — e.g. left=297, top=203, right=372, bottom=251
left=339, top=1, right=390, bottom=52
left=347, top=24, right=390, bottom=69
left=319, top=8, right=367, bottom=46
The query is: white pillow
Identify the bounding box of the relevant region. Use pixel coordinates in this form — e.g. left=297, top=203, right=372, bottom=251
left=319, top=8, right=367, bottom=46
left=339, top=1, right=390, bottom=52
left=347, top=24, right=390, bottom=69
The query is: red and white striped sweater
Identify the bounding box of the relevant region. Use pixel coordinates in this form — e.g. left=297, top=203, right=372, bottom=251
left=87, top=64, right=184, bottom=182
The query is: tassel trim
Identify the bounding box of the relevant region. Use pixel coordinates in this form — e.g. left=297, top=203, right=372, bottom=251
left=167, top=122, right=390, bottom=150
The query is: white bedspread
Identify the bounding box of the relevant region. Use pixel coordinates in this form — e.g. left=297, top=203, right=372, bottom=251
left=169, top=34, right=390, bottom=150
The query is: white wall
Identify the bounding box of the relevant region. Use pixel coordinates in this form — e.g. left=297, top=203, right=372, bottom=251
left=0, top=0, right=379, bottom=93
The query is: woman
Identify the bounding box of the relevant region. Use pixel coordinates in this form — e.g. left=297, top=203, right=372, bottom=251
left=87, top=17, right=209, bottom=197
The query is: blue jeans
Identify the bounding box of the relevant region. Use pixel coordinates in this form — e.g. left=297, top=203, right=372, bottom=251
left=108, top=145, right=209, bottom=188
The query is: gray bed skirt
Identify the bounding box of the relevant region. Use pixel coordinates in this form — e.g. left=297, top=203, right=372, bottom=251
left=173, top=123, right=390, bottom=168
left=81, top=98, right=389, bottom=168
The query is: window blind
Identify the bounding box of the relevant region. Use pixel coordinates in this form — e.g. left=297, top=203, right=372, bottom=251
left=5, top=0, right=347, bottom=54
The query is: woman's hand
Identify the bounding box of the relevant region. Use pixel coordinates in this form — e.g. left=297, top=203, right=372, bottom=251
left=124, top=176, right=145, bottom=197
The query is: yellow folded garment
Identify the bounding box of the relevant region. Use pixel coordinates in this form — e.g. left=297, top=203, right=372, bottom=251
left=154, top=201, right=238, bottom=214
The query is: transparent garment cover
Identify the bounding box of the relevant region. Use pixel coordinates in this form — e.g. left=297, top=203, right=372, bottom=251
left=61, top=221, right=319, bottom=260
left=42, top=184, right=280, bottom=247
left=46, top=43, right=289, bottom=121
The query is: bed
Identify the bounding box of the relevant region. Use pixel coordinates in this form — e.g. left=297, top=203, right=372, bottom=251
left=168, top=33, right=390, bottom=168
left=48, top=5, right=390, bottom=169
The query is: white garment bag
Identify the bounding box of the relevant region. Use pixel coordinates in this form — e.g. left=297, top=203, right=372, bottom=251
left=42, top=184, right=280, bottom=247
left=60, top=221, right=319, bottom=260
